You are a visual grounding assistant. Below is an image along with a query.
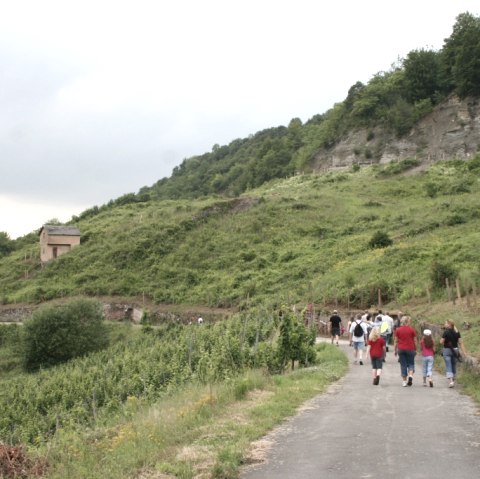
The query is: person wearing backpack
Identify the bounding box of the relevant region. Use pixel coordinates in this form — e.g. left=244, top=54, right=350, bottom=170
left=349, top=313, right=368, bottom=365
left=380, top=312, right=394, bottom=353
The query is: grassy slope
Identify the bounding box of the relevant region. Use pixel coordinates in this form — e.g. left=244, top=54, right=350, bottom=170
left=2, top=160, right=480, bottom=310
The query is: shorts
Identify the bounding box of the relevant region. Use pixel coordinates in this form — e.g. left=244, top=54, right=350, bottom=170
left=352, top=341, right=365, bottom=350
left=371, top=357, right=383, bottom=369
left=331, top=327, right=341, bottom=337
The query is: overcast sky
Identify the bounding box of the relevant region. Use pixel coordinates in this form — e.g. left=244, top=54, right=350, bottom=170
left=1, top=1, right=479, bottom=239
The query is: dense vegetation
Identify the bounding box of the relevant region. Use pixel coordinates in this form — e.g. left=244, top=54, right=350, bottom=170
left=22, top=299, right=108, bottom=371
left=0, top=305, right=317, bottom=444
left=2, top=157, right=480, bottom=310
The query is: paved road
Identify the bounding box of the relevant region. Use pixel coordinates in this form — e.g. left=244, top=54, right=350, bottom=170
left=241, top=339, right=480, bottom=479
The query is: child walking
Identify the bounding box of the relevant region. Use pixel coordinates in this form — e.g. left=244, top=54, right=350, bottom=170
left=366, top=327, right=386, bottom=385
left=421, top=329, right=435, bottom=387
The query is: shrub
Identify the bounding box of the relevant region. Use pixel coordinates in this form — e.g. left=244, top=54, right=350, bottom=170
left=22, top=298, right=108, bottom=371
left=430, top=260, right=457, bottom=290
left=445, top=214, right=466, bottom=226
left=368, top=231, right=393, bottom=249
left=277, top=311, right=317, bottom=371
left=377, top=158, right=421, bottom=177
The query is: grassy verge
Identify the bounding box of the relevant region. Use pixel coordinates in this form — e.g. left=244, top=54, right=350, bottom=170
left=43, top=343, right=347, bottom=479
left=458, top=369, right=480, bottom=406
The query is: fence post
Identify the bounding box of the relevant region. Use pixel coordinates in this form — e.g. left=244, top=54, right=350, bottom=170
left=446, top=278, right=453, bottom=304
left=455, top=278, right=462, bottom=302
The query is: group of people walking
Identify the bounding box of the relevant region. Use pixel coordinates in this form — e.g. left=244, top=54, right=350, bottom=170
left=329, top=310, right=468, bottom=388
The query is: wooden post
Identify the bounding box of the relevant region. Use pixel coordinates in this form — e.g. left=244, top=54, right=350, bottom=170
left=455, top=278, right=462, bottom=302
left=446, top=278, right=453, bottom=304
left=378, top=288, right=382, bottom=309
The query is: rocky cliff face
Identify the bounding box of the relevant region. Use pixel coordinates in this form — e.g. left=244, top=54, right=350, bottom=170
left=313, top=95, right=480, bottom=170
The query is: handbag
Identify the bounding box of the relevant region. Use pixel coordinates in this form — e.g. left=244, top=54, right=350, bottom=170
left=451, top=347, right=462, bottom=362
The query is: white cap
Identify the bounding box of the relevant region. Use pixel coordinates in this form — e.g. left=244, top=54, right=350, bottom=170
left=423, top=329, right=432, bottom=336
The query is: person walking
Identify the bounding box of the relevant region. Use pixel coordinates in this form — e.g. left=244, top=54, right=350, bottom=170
left=349, top=314, right=368, bottom=365
left=440, top=320, right=467, bottom=388
left=393, top=315, right=418, bottom=387
left=421, top=329, right=435, bottom=387
left=380, top=311, right=394, bottom=352
left=366, top=327, right=386, bottom=385
left=329, top=310, right=342, bottom=346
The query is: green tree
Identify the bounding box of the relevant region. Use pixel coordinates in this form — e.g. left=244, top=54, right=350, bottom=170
left=388, top=98, right=415, bottom=136
left=22, top=298, right=109, bottom=371
left=0, top=232, right=14, bottom=257
left=403, top=49, right=442, bottom=103
left=441, top=12, right=480, bottom=97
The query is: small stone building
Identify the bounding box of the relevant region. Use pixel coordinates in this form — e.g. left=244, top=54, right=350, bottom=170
left=39, top=225, right=81, bottom=262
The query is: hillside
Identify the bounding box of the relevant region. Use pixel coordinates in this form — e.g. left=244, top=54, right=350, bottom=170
left=2, top=12, right=480, bottom=312
left=2, top=157, right=480, bottom=312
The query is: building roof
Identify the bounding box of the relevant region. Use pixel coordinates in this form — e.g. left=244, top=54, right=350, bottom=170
left=39, top=225, right=81, bottom=236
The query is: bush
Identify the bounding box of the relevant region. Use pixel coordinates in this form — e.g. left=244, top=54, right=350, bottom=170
left=430, top=260, right=457, bottom=290
left=22, top=298, right=108, bottom=371
left=377, top=158, right=421, bottom=177
left=368, top=231, right=393, bottom=249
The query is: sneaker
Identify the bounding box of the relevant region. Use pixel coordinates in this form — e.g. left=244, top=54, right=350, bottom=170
left=429, top=380, right=434, bottom=388
left=423, top=383, right=427, bottom=387
left=407, top=376, right=413, bottom=386
left=402, top=381, right=408, bottom=387
left=359, top=361, right=363, bottom=365
left=373, top=377, right=376, bottom=385
left=449, top=381, right=455, bottom=388
left=376, top=376, right=380, bottom=385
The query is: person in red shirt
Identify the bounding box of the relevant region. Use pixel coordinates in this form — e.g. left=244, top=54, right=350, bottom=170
left=366, top=327, right=386, bottom=385
left=393, top=315, right=418, bottom=387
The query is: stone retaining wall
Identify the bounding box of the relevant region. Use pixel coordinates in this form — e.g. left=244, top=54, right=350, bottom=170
left=0, top=303, right=228, bottom=326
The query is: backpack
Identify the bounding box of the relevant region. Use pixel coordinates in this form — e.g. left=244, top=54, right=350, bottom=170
left=353, top=321, right=364, bottom=338
left=380, top=321, right=389, bottom=334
